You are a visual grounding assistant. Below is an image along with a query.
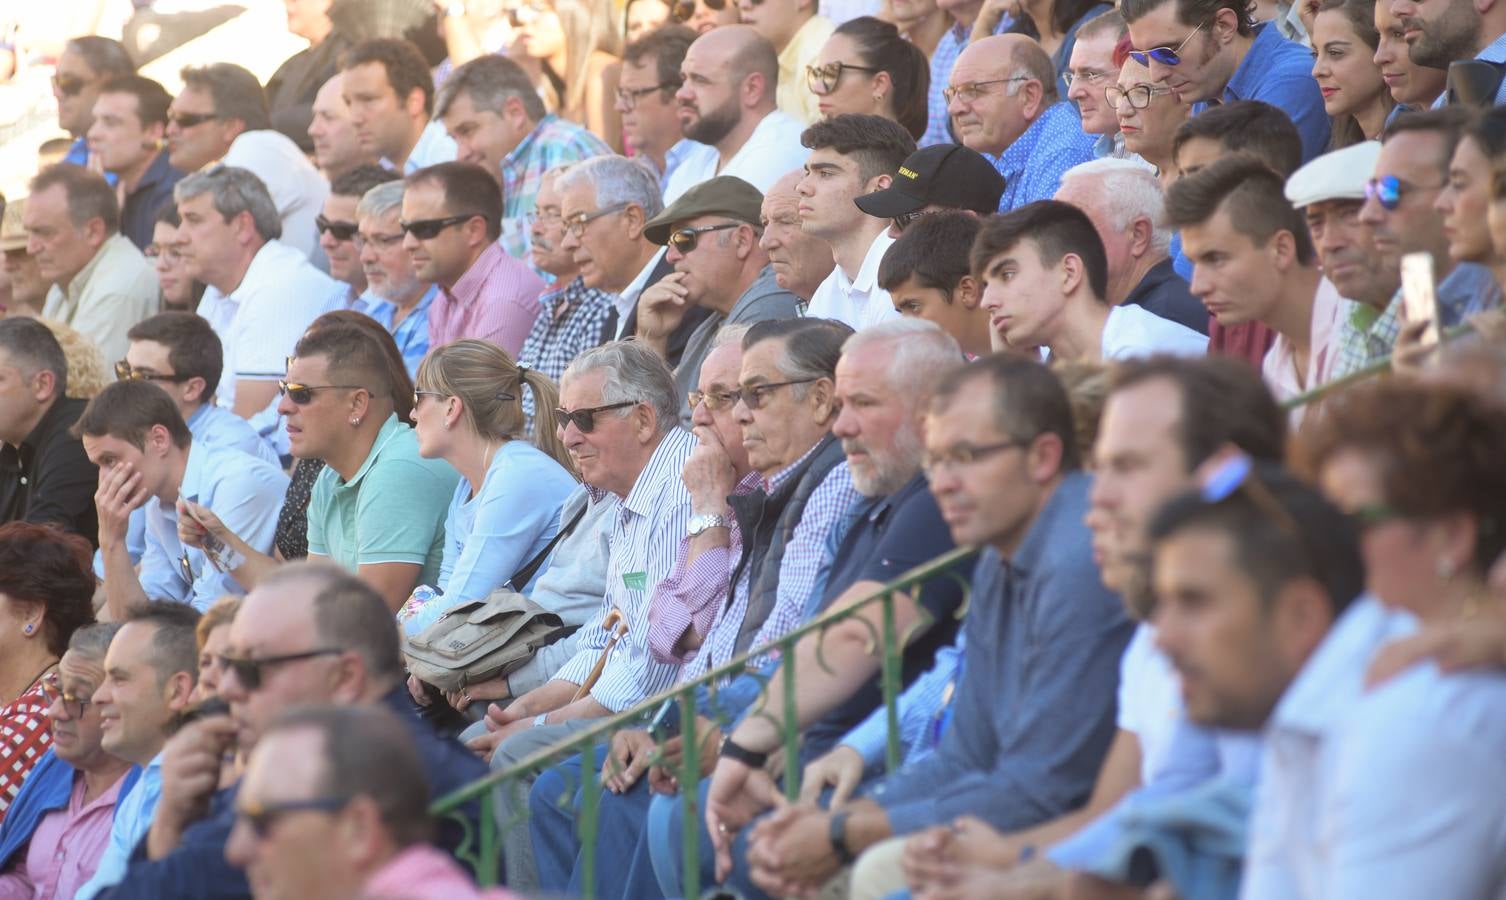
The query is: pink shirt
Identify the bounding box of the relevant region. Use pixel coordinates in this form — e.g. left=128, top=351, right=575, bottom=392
left=1261, top=276, right=1344, bottom=430
left=428, top=242, right=546, bottom=356
left=362, top=844, right=518, bottom=900
left=0, top=771, right=124, bottom=900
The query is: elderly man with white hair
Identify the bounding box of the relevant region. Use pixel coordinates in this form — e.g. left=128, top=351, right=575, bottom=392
left=1056, top=158, right=1208, bottom=335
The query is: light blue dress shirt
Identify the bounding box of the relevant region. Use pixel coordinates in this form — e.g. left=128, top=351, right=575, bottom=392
left=437, top=439, right=577, bottom=602
left=138, top=441, right=290, bottom=610
left=74, top=754, right=163, bottom=900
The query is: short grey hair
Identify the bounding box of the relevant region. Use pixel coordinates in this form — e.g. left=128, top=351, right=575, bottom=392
left=174, top=166, right=282, bottom=242
left=68, top=622, right=123, bottom=661
left=1060, top=158, right=1172, bottom=254
left=561, top=340, right=679, bottom=436
left=557, top=155, right=664, bottom=221
left=357, top=180, right=405, bottom=220
left=842, top=319, right=962, bottom=408
left=712, top=323, right=752, bottom=350
left=435, top=54, right=547, bottom=122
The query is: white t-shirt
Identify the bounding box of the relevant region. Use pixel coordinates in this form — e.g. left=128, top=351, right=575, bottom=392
left=662, top=110, right=812, bottom=202
left=199, top=239, right=348, bottom=410
left=804, top=229, right=900, bottom=329
left=1117, top=623, right=1183, bottom=783
left=1101, top=303, right=1209, bottom=359
left=223, top=129, right=330, bottom=267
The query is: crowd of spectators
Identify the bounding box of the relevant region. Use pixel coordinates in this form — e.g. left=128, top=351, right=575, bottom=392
left=0, top=0, right=1505, bottom=897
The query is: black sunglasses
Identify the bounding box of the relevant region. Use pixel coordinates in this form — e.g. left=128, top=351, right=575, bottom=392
left=671, top=0, right=728, bottom=19
left=218, top=648, right=343, bottom=692
left=236, top=796, right=352, bottom=839
left=891, top=209, right=941, bottom=233
left=168, top=111, right=220, bottom=129
left=278, top=380, right=365, bottom=405
left=667, top=222, right=742, bottom=254
left=316, top=215, right=359, bottom=242
left=52, top=73, right=90, bottom=96
left=554, top=399, right=640, bottom=433
left=399, top=214, right=478, bottom=240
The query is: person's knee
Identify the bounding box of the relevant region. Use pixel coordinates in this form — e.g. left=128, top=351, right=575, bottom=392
left=848, top=836, right=909, bottom=900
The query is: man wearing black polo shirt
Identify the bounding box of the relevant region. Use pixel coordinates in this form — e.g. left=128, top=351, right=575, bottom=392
left=0, top=319, right=98, bottom=544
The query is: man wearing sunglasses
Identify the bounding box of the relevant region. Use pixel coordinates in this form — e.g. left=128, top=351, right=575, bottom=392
left=317, top=165, right=400, bottom=314
left=54, top=36, right=135, bottom=180
left=641, top=176, right=801, bottom=424
left=110, top=565, right=485, bottom=896
left=0, top=624, right=138, bottom=899
left=945, top=35, right=1096, bottom=213
left=1121, top=0, right=1328, bottom=163
left=87, top=75, right=185, bottom=253
left=402, top=161, right=546, bottom=356
left=78, top=604, right=201, bottom=900
left=167, top=63, right=329, bottom=267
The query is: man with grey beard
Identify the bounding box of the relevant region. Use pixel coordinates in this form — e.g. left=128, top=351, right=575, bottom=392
left=516, top=166, right=618, bottom=385
left=355, top=180, right=434, bottom=379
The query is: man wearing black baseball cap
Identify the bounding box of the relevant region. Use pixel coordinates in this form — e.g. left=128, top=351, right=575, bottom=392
left=640, top=175, right=801, bottom=422
left=855, top=143, right=1006, bottom=238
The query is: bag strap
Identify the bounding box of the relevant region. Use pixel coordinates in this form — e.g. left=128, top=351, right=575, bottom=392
left=506, top=501, right=589, bottom=591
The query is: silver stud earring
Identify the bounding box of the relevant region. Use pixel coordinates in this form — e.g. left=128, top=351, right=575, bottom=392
left=23, top=624, right=33, bottom=635
left=350, top=417, right=362, bottom=427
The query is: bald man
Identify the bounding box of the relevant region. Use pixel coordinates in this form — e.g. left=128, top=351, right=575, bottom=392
left=662, top=26, right=811, bottom=201
left=307, top=74, right=376, bottom=181
left=946, top=34, right=1096, bottom=211
left=759, top=169, right=835, bottom=302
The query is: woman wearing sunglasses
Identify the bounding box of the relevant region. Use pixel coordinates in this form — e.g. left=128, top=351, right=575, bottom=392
left=626, top=0, right=674, bottom=42
left=513, top=0, right=626, bottom=150
left=806, top=17, right=931, bottom=141
left=669, top=0, right=740, bottom=33
left=410, top=339, right=577, bottom=609
left=1310, top=0, right=1393, bottom=149
left=1108, top=42, right=1189, bottom=179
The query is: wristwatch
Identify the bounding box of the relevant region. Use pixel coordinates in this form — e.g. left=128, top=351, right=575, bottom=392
left=687, top=512, right=728, bottom=537
left=718, top=735, right=768, bottom=769
left=829, top=810, right=855, bottom=864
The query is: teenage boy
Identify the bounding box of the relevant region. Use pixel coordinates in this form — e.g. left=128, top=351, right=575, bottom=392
left=877, top=212, right=991, bottom=357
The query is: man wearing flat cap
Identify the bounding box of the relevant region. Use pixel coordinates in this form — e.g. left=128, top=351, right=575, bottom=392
left=853, top=143, right=1007, bottom=239
left=638, top=175, right=801, bottom=423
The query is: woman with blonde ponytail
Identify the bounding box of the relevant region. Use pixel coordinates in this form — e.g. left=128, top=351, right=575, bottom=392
left=411, top=340, right=578, bottom=602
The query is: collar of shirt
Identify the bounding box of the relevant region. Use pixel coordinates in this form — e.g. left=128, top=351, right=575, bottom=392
left=622, top=427, right=699, bottom=516
left=542, top=274, right=596, bottom=312
left=502, top=114, right=559, bottom=174
left=1003, top=469, right=1088, bottom=577
left=19, top=396, right=76, bottom=456
left=663, top=139, right=699, bottom=186
left=733, top=468, right=763, bottom=498
left=176, top=439, right=211, bottom=506
left=764, top=434, right=826, bottom=493
left=834, top=229, right=896, bottom=296
left=64, top=233, right=133, bottom=302
left=995, top=101, right=1078, bottom=179
left=1224, top=23, right=1284, bottom=102
left=1269, top=596, right=1415, bottom=737
left=132, top=150, right=178, bottom=196
left=1478, top=28, right=1506, bottom=62
left=227, top=240, right=304, bottom=302
left=616, top=248, right=665, bottom=317
left=335, top=413, right=407, bottom=491
left=441, top=242, right=507, bottom=309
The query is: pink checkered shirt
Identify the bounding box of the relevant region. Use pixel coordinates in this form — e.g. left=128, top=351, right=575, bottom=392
left=428, top=242, right=547, bottom=356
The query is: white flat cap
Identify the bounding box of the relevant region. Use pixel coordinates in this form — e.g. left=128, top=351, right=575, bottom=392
left=1285, top=140, right=1383, bottom=209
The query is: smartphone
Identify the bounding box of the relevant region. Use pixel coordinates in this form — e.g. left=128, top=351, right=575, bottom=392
left=174, top=696, right=231, bottom=732
left=648, top=697, right=682, bottom=740
left=1400, top=252, right=1441, bottom=348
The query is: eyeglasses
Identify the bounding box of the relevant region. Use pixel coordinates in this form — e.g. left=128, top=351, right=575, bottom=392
left=217, top=648, right=343, bottom=692
left=805, top=61, right=880, bottom=96
left=563, top=203, right=630, bottom=238
left=167, top=110, right=220, bottom=129
left=278, top=380, right=365, bottom=405
left=116, top=360, right=193, bottom=383
left=236, top=796, right=352, bottom=839
left=667, top=222, right=742, bottom=254
left=671, top=0, right=728, bottom=19
left=399, top=214, right=478, bottom=240
left=731, top=378, right=818, bottom=410
left=1105, top=83, right=1176, bottom=110
left=1364, top=174, right=1445, bottom=211
left=353, top=231, right=405, bottom=250
left=942, top=76, right=1030, bottom=105
left=687, top=389, right=739, bottom=411
left=56, top=686, right=92, bottom=720
left=144, top=242, right=186, bottom=263
left=921, top=439, right=1023, bottom=476
left=525, top=209, right=563, bottom=227
left=554, top=399, right=640, bottom=433
left=616, top=82, right=677, bottom=110
left=891, top=209, right=941, bottom=233
left=1128, top=20, right=1208, bottom=67
left=1062, top=69, right=1111, bottom=89
left=52, top=73, right=90, bottom=96
left=315, top=215, right=359, bottom=242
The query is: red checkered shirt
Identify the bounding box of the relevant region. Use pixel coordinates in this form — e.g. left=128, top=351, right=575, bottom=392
left=0, top=675, right=55, bottom=824
left=428, top=242, right=547, bottom=356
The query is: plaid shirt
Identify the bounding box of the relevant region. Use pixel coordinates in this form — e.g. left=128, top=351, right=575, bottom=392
left=428, top=242, right=546, bottom=357
left=498, top=115, right=613, bottom=262
left=517, top=276, right=617, bottom=384
left=0, top=674, right=54, bottom=824
left=921, top=24, right=969, bottom=148
left=1330, top=295, right=1401, bottom=379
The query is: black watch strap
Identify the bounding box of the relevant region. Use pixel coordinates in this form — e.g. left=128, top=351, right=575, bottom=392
left=718, top=736, right=769, bottom=769
left=829, top=810, right=855, bottom=865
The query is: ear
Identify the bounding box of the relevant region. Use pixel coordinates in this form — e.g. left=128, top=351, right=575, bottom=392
left=328, top=650, right=368, bottom=703
left=182, top=376, right=208, bottom=406
left=233, top=210, right=259, bottom=246
left=1212, top=6, right=1240, bottom=42
left=462, top=215, right=491, bottom=249
left=82, top=216, right=108, bottom=249
left=1430, top=511, right=1480, bottom=578
left=349, top=388, right=374, bottom=422
left=145, top=121, right=166, bottom=148
left=806, top=376, right=837, bottom=425
left=219, top=117, right=248, bottom=143
left=1025, top=431, right=1066, bottom=483
left=955, top=274, right=982, bottom=309
left=30, top=369, right=57, bottom=403
left=503, top=94, right=530, bottom=128
left=633, top=402, right=659, bottom=443
left=164, top=669, right=198, bottom=713
left=871, top=70, right=892, bottom=101
left=865, top=173, right=894, bottom=194
left=148, top=423, right=175, bottom=457
left=1270, top=229, right=1297, bottom=270
left=735, top=223, right=758, bottom=260
left=443, top=396, right=465, bottom=430
left=742, top=70, right=766, bottom=108
left=1128, top=217, right=1154, bottom=259
left=1020, top=79, right=1046, bottom=120
left=1059, top=252, right=1085, bottom=296
left=404, top=86, right=428, bottom=120
left=623, top=203, right=648, bottom=241
left=1271, top=576, right=1335, bottom=666
left=336, top=796, right=390, bottom=867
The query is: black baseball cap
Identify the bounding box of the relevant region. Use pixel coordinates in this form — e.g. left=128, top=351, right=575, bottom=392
left=854, top=143, right=1007, bottom=219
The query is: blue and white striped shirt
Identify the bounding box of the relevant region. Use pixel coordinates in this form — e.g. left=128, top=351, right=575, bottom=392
left=553, top=428, right=698, bottom=712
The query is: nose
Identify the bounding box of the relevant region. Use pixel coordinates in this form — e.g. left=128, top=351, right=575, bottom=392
left=946, top=92, right=965, bottom=117
left=1188, top=264, right=1210, bottom=298
left=1358, top=193, right=1384, bottom=225
left=757, top=228, right=777, bottom=251
left=1068, top=81, right=1087, bottom=103
left=276, top=392, right=298, bottom=417
left=319, top=230, right=338, bottom=253
left=666, top=243, right=683, bottom=265
left=46, top=694, right=67, bottom=721
left=979, top=282, right=1003, bottom=313
left=733, top=396, right=753, bottom=426
left=675, top=82, right=694, bottom=105
left=26, top=234, right=42, bottom=257
left=831, top=403, right=857, bottom=439
left=560, top=229, right=580, bottom=253
left=359, top=239, right=378, bottom=264
left=224, top=818, right=255, bottom=868
left=402, top=229, right=420, bottom=252
left=690, top=400, right=713, bottom=427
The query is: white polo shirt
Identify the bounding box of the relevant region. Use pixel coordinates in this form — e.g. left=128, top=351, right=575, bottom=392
left=804, top=229, right=899, bottom=329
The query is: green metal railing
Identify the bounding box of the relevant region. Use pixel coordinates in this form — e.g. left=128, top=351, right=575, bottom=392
left=429, top=320, right=1480, bottom=893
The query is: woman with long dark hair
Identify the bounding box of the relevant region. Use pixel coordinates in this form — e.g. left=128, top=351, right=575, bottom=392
left=806, top=17, right=931, bottom=141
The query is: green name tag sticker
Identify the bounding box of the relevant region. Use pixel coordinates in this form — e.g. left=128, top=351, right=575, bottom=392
left=623, top=571, right=648, bottom=591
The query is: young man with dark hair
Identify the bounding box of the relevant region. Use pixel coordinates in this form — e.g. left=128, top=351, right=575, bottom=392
left=973, top=201, right=1207, bottom=362
left=340, top=38, right=449, bottom=175
left=88, top=75, right=184, bottom=251
left=76, top=379, right=289, bottom=618
left=1121, top=0, right=1327, bottom=161
left=402, top=161, right=546, bottom=355
left=1166, top=155, right=1342, bottom=412
left=877, top=212, right=991, bottom=357
left=798, top=114, right=916, bottom=328
left=1171, top=99, right=1305, bottom=180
